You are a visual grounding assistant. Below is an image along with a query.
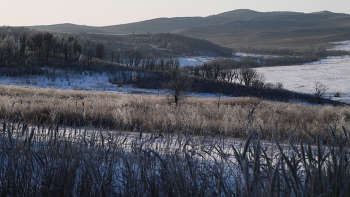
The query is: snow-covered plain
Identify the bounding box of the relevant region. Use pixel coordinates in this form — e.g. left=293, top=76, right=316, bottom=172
left=256, top=41, right=350, bottom=104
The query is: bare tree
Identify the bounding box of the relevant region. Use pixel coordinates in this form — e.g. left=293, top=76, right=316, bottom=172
left=239, top=66, right=257, bottom=86
left=133, top=47, right=142, bottom=67
left=19, top=33, right=27, bottom=58
left=108, top=49, right=116, bottom=62
left=165, top=64, right=191, bottom=106
left=95, top=43, right=105, bottom=59
left=251, top=73, right=266, bottom=88
left=212, top=62, right=221, bottom=80
left=43, top=32, right=56, bottom=60
left=226, top=70, right=238, bottom=83
left=115, top=48, right=123, bottom=64
left=27, top=33, right=44, bottom=59
left=315, top=81, right=327, bottom=103
left=1, top=36, right=16, bottom=64
left=124, top=50, right=134, bottom=67
left=86, top=47, right=95, bottom=68
left=132, top=71, right=137, bottom=89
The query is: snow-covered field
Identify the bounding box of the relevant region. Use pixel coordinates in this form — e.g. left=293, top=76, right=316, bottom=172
left=174, top=48, right=350, bottom=103
left=256, top=41, right=350, bottom=104
left=330, top=40, right=350, bottom=51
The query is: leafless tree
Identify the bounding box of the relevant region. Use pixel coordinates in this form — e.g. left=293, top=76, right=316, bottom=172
left=27, top=33, right=44, bottom=59
left=108, top=49, right=116, bottom=62
left=124, top=50, right=134, bottom=67
left=43, top=32, right=56, bottom=60
left=86, top=47, right=95, bottom=67
left=1, top=36, right=16, bottom=64
left=133, top=47, right=142, bottom=67
left=212, top=62, right=221, bottom=80
left=115, top=48, right=123, bottom=64
left=95, top=43, right=105, bottom=59
left=239, top=66, right=257, bottom=86
left=165, top=65, right=191, bottom=106
left=315, top=81, right=327, bottom=103
left=19, top=33, right=27, bottom=58
left=251, top=73, right=266, bottom=88
left=132, top=71, right=137, bottom=89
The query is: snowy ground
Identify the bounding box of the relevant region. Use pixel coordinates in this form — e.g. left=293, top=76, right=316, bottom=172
left=257, top=41, right=350, bottom=104
left=329, top=40, right=350, bottom=51
left=0, top=70, right=225, bottom=99
left=177, top=56, right=218, bottom=67
left=257, top=56, right=350, bottom=103
left=176, top=53, right=274, bottom=67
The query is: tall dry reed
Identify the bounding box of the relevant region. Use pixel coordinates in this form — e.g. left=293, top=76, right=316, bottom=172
left=0, top=85, right=349, bottom=142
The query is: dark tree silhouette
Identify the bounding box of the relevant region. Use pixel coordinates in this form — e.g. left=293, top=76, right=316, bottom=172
left=2, top=36, right=16, bottom=65
left=95, top=43, right=105, bottom=59
left=19, top=33, right=27, bottom=58
left=28, top=33, right=44, bottom=59
left=165, top=62, right=191, bottom=106
left=239, top=66, right=257, bottom=86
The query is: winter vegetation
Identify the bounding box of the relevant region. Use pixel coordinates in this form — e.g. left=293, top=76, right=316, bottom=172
left=0, top=21, right=349, bottom=196
left=0, top=85, right=349, bottom=141
left=0, top=87, right=350, bottom=196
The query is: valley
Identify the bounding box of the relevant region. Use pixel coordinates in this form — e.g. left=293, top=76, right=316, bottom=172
left=1, top=7, right=350, bottom=196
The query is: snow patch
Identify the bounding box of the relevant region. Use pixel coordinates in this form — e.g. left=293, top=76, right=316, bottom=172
left=329, top=40, right=350, bottom=52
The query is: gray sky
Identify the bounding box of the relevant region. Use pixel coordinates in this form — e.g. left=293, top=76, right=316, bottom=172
left=1, top=0, right=349, bottom=26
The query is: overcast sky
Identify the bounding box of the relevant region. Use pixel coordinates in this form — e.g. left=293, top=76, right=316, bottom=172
left=1, top=0, right=349, bottom=27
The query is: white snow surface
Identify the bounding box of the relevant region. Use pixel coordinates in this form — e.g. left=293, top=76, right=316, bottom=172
left=256, top=55, right=350, bottom=103
left=329, top=40, right=350, bottom=52
left=254, top=40, right=350, bottom=104
left=235, top=52, right=280, bottom=59
left=177, top=56, right=218, bottom=67
left=176, top=53, right=277, bottom=67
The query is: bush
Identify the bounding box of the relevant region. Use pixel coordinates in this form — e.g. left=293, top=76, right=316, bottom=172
left=334, top=91, right=341, bottom=97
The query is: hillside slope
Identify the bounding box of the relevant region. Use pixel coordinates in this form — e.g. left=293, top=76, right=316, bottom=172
left=26, top=9, right=350, bottom=51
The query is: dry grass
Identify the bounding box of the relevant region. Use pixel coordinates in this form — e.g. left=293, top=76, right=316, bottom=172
left=0, top=85, right=349, bottom=142
left=1, top=120, right=349, bottom=196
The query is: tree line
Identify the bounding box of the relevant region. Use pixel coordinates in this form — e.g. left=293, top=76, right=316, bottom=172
left=0, top=27, right=234, bottom=72
left=187, top=60, right=283, bottom=89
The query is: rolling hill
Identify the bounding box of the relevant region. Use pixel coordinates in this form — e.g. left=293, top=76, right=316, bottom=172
left=26, top=9, right=350, bottom=51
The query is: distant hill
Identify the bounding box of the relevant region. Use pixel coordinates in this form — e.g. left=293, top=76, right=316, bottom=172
left=27, top=23, right=106, bottom=33
left=27, top=9, right=300, bottom=34
left=26, top=9, right=350, bottom=51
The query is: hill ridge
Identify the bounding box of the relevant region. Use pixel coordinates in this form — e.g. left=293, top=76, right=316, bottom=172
left=25, top=9, right=350, bottom=51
